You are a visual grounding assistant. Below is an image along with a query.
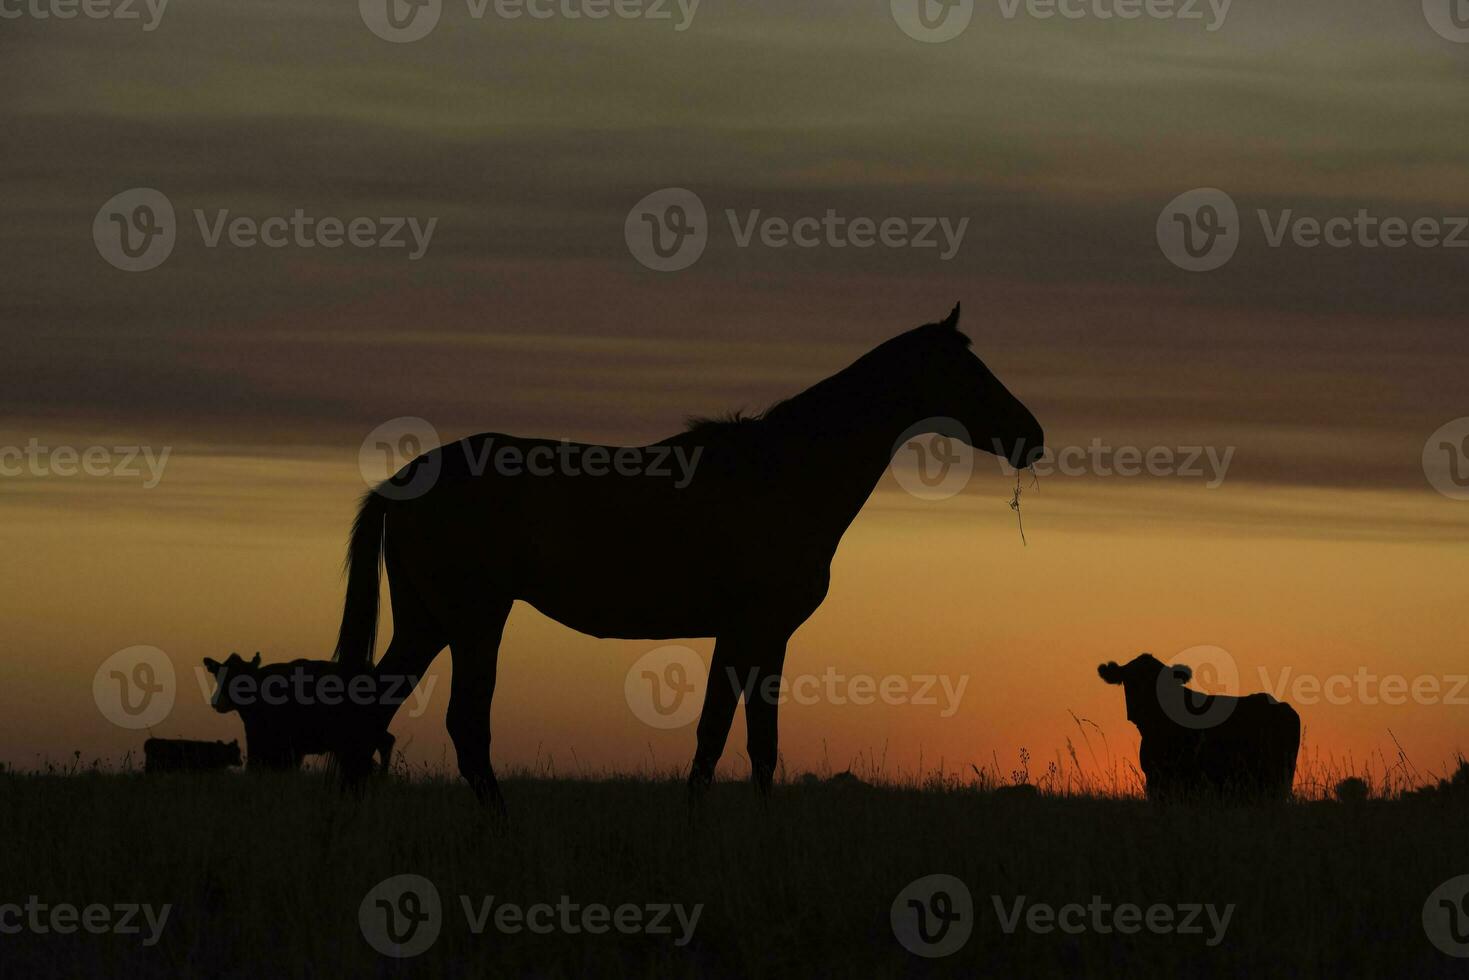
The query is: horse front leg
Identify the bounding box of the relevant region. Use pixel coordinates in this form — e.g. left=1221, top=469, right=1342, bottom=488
left=687, top=633, right=789, bottom=806
left=688, top=639, right=741, bottom=808
left=742, top=642, right=788, bottom=796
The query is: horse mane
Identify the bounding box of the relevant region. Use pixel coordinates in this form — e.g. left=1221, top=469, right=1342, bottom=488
left=683, top=403, right=788, bottom=435
left=682, top=314, right=971, bottom=436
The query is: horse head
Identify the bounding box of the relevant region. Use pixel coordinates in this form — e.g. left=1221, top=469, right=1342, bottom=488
left=895, top=303, right=1045, bottom=471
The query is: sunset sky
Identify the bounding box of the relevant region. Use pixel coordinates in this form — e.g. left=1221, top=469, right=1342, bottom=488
left=2, top=1, right=1466, bottom=788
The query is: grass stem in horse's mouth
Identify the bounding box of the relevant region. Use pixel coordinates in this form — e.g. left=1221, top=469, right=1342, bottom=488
left=1009, top=470, right=1038, bottom=546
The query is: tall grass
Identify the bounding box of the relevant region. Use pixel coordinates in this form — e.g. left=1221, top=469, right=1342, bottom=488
left=4, top=758, right=1469, bottom=978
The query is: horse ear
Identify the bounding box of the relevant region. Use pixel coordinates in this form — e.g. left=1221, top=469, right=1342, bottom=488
left=250, top=652, right=262, bottom=668
left=941, top=302, right=961, bottom=330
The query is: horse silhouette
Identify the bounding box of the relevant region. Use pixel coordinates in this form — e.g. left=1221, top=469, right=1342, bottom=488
left=204, top=653, right=395, bottom=772
left=1097, top=653, right=1300, bottom=802
left=330, top=304, right=1044, bottom=809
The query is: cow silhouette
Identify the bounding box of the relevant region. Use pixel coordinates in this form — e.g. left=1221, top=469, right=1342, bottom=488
left=203, top=653, right=395, bottom=772
left=1097, top=653, right=1300, bottom=801
left=325, top=304, right=1045, bottom=811
left=144, top=737, right=241, bottom=773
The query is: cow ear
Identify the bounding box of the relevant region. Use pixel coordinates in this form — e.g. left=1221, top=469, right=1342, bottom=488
left=250, top=652, right=262, bottom=669
left=203, top=658, right=222, bottom=675
left=1170, top=665, right=1193, bottom=685
left=1097, top=662, right=1124, bottom=685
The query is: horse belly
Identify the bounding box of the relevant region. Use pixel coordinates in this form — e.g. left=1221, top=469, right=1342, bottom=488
left=520, top=568, right=726, bottom=640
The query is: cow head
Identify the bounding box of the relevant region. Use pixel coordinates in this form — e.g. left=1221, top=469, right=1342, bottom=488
left=202, top=652, right=262, bottom=714
left=1097, top=653, right=1193, bottom=730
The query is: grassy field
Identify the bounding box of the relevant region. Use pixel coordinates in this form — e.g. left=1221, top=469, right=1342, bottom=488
left=3, top=766, right=1468, bottom=978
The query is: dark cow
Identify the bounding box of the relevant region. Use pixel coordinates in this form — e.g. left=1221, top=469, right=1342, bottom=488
left=203, top=653, right=395, bottom=773
left=144, top=738, right=242, bottom=774
left=1097, top=653, right=1300, bottom=802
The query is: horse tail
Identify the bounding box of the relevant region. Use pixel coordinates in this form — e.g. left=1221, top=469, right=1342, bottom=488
left=332, top=490, right=387, bottom=672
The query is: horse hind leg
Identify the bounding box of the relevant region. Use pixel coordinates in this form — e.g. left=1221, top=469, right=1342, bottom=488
left=444, top=598, right=514, bottom=814
left=338, top=568, right=445, bottom=787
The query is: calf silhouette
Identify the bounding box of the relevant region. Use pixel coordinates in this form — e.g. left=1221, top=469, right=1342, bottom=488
left=1097, top=653, right=1299, bottom=802
left=144, top=738, right=241, bottom=773
left=203, top=653, right=395, bottom=772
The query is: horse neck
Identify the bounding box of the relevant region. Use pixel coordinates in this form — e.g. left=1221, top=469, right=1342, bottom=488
left=768, top=369, right=917, bottom=547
